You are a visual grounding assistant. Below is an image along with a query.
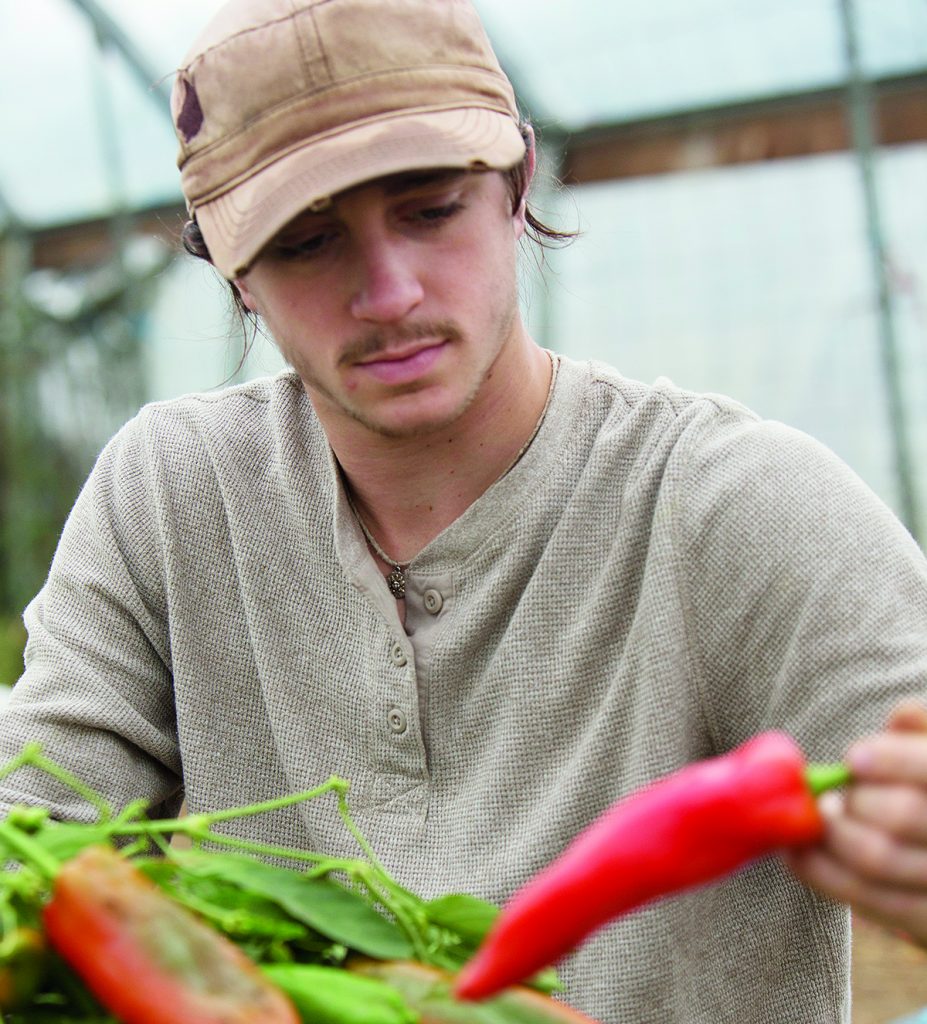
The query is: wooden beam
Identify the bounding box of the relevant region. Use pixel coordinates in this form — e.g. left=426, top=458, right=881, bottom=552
left=23, top=73, right=927, bottom=269
left=28, top=203, right=187, bottom=271
left=562, top=76, right=927, bottom=184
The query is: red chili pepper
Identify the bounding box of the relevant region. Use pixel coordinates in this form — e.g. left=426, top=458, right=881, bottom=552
left=42, top=844, right=299, bottom=1024
left=455, top=731, right=849, bottom=1001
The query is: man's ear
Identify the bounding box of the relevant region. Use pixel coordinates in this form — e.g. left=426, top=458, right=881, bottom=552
left=514, top=125, right=537, bottom=239
left=234, top=277, right=259, bottom=314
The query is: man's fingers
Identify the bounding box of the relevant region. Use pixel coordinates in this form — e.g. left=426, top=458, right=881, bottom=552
left=848, top=732, right=927, bottom=784
left=789, top=708, right=927, bottom=951
left=821, top=797, right=927, bottom=888
left=845, top=783, right=927, bottom=843
left=787, top=845, right=927, bottom=944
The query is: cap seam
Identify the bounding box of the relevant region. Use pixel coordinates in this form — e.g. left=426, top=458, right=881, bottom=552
left=306, top=4, right=334, bottom=84
left=180, top=10, right=501, bottom=85
left=180, top=64, right=514, bottom=166
left=187, top=102, right=516, bottom=205
left=182, top=60, right=510, bottom=122
left=180, top=10, right=306, bottom=72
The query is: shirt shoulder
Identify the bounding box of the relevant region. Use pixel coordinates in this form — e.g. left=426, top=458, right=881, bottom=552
left=104, top=370, right=318, bottom=476
left=586, top=358, right=758, bottom=427
left=554, top=355, right=764, bottom=481
left=72, top=370, right=331, bottom=545
left=569, top=357, right=857, bottom=481
left=134, top=369, right=307, bottom=437
left=556, top=354, right=919, bottom=565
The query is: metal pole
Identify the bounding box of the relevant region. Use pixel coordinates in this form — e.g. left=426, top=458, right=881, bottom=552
left=837, top=0, right=920, bottom=540
left=0, top=199, right=39, bottom=615
left=67, top=0, right=172, bottom=116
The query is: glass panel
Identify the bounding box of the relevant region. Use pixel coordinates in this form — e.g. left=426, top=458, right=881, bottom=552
left=476, top=0, right=845, bottom=126
left=544, top=151, right=913, bottom=519
left=878, top=143, right=927, bottom=539
left=857, top=0, right=927, bottom=76
left=93, top=0, right=229, bottom=68
left=0, top=0, right=109, bottom=224
left=143, top=257, right=286, bottom=402
left=0, top=0, right=180, bottom=225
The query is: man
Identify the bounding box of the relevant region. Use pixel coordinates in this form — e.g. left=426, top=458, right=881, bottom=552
left=2, top=1, right=927, bottom=1021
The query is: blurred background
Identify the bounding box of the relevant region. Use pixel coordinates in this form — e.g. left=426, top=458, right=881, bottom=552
left=0, top=1, right=926, bottom=1017
left=2, top=0, right=927, bottom=672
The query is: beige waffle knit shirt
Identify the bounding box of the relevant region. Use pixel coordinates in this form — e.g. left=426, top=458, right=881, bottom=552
left=3, top=354, right=927, bottom=1023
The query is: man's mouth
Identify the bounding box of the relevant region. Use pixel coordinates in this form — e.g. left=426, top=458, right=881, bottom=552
left=354, top=339, right=450, bottom=384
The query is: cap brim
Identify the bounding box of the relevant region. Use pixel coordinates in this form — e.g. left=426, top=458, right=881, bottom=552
left=194, top=107, right=526, bottom=280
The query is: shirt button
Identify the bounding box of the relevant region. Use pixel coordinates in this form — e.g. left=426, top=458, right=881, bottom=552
left=390, top=642, right=408, bottom=667
left=423, top=589, right=444, bottom=615
left=387, top=708, right=408, bottom=734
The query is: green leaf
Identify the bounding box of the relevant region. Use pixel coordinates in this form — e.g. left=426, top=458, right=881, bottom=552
left=423, top=896, right=560, bottom=994
left=135, top=859, right=311, bottom=943
left=27, top=824, right=116, bottom=863
left=425, top=894, right=499, bottom=944
left=263, top=963, right=418, bottom=1024
left=350, top=962, right=570, bottom=1023
left=173, top=852, right=413, bottom=960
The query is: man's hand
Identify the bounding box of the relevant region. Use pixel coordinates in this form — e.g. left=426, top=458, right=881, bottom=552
left=787, top=700, right=927, bottom=945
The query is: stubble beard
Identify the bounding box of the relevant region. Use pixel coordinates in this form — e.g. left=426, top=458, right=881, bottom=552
left=290, top=303, right=519, bottom=440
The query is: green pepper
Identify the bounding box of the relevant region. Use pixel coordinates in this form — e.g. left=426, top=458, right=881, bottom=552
left=349, top=959, right=598, bottom=1023
left=261, top=963, right=419, bottom=1024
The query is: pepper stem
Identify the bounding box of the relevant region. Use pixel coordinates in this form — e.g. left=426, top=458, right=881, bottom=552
left=805, top=762, right=852, bottom=796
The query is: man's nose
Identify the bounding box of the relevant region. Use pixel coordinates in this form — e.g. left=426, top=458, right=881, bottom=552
left=349, top=241, right=425, bottom=323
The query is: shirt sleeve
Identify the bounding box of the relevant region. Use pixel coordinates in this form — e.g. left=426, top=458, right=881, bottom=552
left=0, top=412, right=182, bottom=821
left=672, top=408, right=927, bottom=760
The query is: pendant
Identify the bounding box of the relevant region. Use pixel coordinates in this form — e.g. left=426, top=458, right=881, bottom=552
left=386, top=567, right=406, bottom=599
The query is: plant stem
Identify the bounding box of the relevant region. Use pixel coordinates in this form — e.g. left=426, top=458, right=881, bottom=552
left=204, top=776, right=349, bottom=825
left=0, top=821, right=60, bottom=880
left=335, top=789, right=387, bottom=873
left=183, top=830, right=341, bottom=866
left=0, top=744, right=112, bottom=821
left=805, top=763, right=852, bottom=796
left=106, top=776, right=352, bottom=861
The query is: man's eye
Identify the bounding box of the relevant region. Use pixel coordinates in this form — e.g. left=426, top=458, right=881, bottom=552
left=276, top=231, right=335, bottom=259
left=416, top=202, right=463, bottom=224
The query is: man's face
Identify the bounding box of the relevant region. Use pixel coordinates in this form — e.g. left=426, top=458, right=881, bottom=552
left=236, top=168, right=527, bottom=440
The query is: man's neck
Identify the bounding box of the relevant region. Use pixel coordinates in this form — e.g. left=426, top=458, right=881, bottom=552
left=325, top=334, right=553, bottom=564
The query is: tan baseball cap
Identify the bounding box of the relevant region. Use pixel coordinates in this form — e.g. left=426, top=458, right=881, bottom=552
left=171, top=0, right=527, bottom=280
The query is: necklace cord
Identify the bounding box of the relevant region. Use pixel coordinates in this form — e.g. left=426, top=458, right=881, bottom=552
left=345, top=351, right=559, bottom=599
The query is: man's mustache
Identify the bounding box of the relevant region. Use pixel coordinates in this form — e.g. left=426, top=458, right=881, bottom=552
left=339, top=322, right=462, bottom=365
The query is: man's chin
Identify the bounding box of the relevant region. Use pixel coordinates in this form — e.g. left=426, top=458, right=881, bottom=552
left=347, top=389, right=478, bottom=440
left=299, top=366, right=484, bottom=441
left=353, top=408, right=467, bottom=441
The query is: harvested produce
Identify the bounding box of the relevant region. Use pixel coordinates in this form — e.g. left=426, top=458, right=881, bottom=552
left=351, top=959, right=599, bottom=1024
left=43, top=845, right=299, bottom=1024
left=0, top=743, right=590, bottom=1024
left=456, top=731, right=850, bottom=1000
left=262, top=963, right=417, bottom=1024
